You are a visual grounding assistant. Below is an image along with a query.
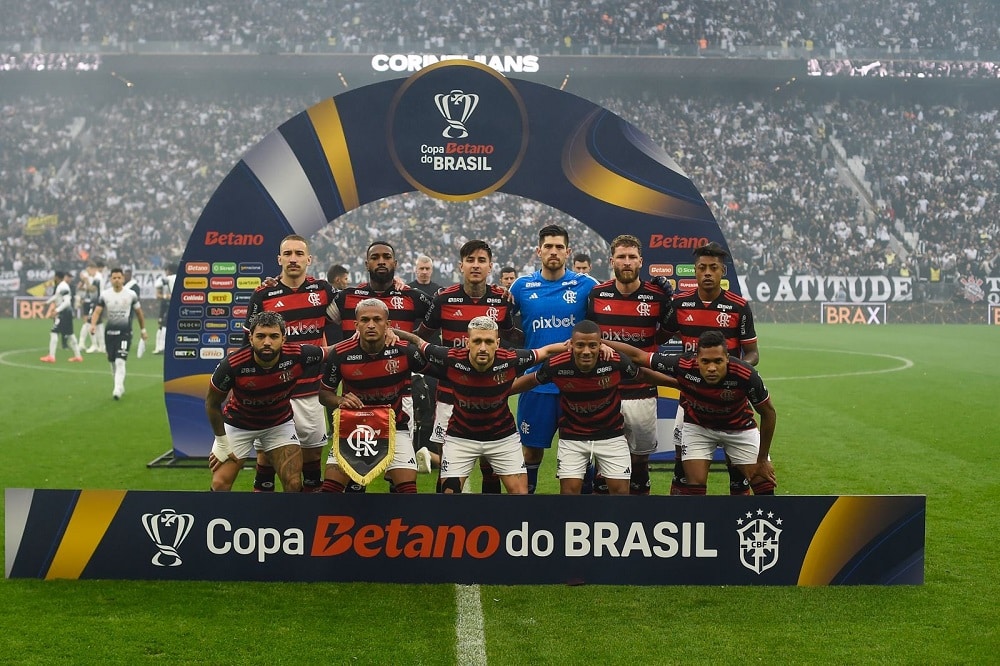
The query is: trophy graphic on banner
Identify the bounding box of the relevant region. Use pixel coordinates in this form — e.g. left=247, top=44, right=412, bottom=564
left=434, top=89, right=479, bottom=139
left=142, top=508, right=195, bottom=567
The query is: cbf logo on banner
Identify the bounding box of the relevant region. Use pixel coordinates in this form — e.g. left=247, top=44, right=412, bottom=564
left=164, top=60, right=731, bottom=458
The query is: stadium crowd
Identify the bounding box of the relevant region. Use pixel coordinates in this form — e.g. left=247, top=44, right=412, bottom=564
left=2, top=84, right=997, bottom=295
left=831, top=99, right=1000, bottom=292
left=3, top=1, right=999, bottom=55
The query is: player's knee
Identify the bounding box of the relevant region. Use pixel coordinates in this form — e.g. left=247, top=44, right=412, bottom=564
left=606, top=479, right=630, bottom=495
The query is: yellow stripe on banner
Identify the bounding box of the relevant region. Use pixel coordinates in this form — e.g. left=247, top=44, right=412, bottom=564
left=306, top=98, right=360, bottom=212
left=797, top=496, right=902, bottom=586
left=562, top=110, right=710, bottom=221
left=46, top=490, right=127, bottom=580
left=656, top=386, right=680, bottom=399
left=163, top=373, right=214, bottom=399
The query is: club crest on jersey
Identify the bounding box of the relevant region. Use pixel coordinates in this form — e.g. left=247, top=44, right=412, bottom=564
left=737, top=510, right=782, bottom=575
left=390, top=296, right=406, bottom=310
left=384, top=359, right=402, bottom=375
left=562, top=290, right=577, bottom=304
left=493, top=371, right=506, bottom=384
left=716, top=312, right=734, bottom=327
left=636, top=302, right=652, bottom=316
left=597, top=375, right=612, bottom=389
left=308, top=292, right=322, bottom=306
left=485, top=306, right=500, bottom=320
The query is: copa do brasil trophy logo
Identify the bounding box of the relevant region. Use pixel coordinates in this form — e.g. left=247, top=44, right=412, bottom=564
left=387, top=60, right=529, bottom=201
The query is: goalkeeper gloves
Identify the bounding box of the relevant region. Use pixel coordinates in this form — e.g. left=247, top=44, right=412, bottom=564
left=650, top=275, right=674, bottom=297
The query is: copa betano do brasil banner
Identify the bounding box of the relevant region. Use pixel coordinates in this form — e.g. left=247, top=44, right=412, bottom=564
left=164, top=60, right=731, bottom=458
left=6, top=490, right=924, bottom=586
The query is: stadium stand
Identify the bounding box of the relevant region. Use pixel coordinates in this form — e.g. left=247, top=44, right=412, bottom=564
left=2, top=1, right=999, bottom=55
left=1, top=2, right=997, bottom=295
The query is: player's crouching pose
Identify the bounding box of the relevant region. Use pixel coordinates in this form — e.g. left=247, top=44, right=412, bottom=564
left=394, top=317, right=567, bottom=495
left=606, top=330, right=776, bottom=495
left=206, top=311, right=327, bottom=492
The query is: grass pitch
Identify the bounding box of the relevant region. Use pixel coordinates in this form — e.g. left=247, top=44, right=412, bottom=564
left=1, top=320, right=997, bottom=664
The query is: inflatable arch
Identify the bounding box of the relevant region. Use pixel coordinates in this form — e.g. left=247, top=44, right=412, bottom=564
left=162, top=61, right=738, bottom=460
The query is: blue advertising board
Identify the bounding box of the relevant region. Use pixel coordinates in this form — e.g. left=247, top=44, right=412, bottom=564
left=7, top=490, right=924, bottom=586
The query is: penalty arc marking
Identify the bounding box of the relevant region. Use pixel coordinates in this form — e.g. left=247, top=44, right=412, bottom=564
left=765, top=346, right=914, bottom=381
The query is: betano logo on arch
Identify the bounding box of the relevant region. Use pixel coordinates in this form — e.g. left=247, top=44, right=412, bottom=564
left=205, top=231, right=264, bottom=246
left=648, top=234, right=710, bottom=249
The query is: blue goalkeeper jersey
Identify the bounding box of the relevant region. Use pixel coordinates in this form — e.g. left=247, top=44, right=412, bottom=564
left=509, top=269, right=599, bottom=393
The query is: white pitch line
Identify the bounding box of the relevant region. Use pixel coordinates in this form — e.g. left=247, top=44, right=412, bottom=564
left=764, top=346, right=914, bottom=380
left=0, top=349, right=162, bottom=379
left=455, top=584, right=487, bottom=666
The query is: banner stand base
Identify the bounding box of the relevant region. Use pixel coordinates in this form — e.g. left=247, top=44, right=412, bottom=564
left=147, top=450, right=206, bottom=468
left=147, top=451, right=256, bottom=469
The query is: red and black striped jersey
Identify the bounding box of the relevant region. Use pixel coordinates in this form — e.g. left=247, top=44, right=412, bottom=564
left=320, top=338, right=427, bottom=429
left=423, top=283, right=516, bottom=347
left=244, top=276, right=336, bottom=397
left=587, top=279, right=671, bottom=400
left=663, top=288, right=757, bottom=358
left=535, top=350, right=640, bottom=440
left=421, top=344, right=537, bottom=440
left=212, top=343, right=326, bottom=430
left=331, top=283, right=433, bottom=334
left=648, top=352, right=768, bottom=431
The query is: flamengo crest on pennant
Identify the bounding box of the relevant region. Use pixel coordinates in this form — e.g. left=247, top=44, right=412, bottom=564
left=347, top=424, right=381, bottom=457
left=142, top=509, right=195, bottom=567
left=435, top=90, right=479, bottom=139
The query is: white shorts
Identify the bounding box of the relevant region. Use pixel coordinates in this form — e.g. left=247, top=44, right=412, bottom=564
left=441, top=432, right=525, bottom=478
left=673, top=405, right=685, bottom=446
left=622, top=397, right=658, bottom=455
left=558, top=436, right=631, bottom=480
left=430, top=402, right=453, bottom=444
left=224, top=420, right=299, bottom=461
left=680, top=423, right=759, bottom=465
left=291, top=395, right=329, bottom=449
left=402, top=395, right=414, bottom=425
left=326, top=428, right=417, bottom=471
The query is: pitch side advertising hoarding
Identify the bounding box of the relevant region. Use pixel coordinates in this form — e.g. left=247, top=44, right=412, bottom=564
left=7, top=490, right=924, bottom=586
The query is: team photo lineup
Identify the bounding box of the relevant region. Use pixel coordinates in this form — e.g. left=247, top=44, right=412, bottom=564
left=179, top=224, right=774, bottom=498
left=42, top=224, right=776, bottom=498
left=8, top=1, right=1000, bottom=662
